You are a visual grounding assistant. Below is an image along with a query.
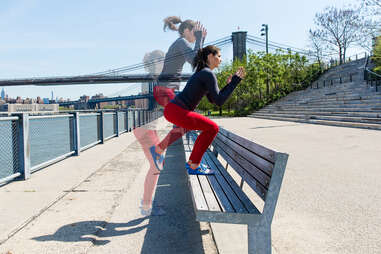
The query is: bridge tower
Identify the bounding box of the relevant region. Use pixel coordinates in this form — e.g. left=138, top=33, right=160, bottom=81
left=232, top=31, right=247, bottom=61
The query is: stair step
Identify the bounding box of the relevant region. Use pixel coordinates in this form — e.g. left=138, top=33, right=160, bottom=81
left=251, top=113, right=381, bottom=124
left=249, top=114, right=381, bottom=130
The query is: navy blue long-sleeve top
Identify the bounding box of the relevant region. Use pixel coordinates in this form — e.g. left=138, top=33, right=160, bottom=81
left=171, top=67, right=242, bottom=111
left=159, top=31, right=204, bottom=78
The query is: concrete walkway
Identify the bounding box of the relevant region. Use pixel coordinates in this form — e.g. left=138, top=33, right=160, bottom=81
left=0, top=118, right=217, bottom=254
left=210, top=117, right=381, bottom=254
left=1, top=116, right=381, bottom=254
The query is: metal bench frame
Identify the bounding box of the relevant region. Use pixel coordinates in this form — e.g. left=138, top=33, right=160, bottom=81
left=183, top=128, right=288, bottom=254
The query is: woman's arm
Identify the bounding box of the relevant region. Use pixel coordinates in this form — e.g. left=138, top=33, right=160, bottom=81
left=181, top=31, right=203, bottom=64
left=204, top=71, right=242, bottom=106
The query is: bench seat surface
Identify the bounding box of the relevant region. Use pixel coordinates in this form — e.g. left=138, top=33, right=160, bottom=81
left=184, top=131, right=266, bottom=223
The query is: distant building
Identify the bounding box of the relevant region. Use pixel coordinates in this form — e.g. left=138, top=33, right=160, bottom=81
left=134, top=92, right=149, bottom=109
left=1, top=88, right=5, bottom=100
left=0, top=103, right=59, bottom=113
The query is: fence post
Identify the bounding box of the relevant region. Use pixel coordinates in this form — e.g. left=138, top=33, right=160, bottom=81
left=115, top=111, right=119, bottom=137
left=125, top=111, right=128, bottom=132
left=71, top=112, right=80, bottom=156
left=350, top=74, right=352, bottom=82
left=132, top=110, right=136, bottom=129
left=99, top=111, right=105, bottom=144
left=340, top=77, right=342, bottom=84
left=138, top=110, right=141, bottom=127
left=17, top=113, right=31, bottom=180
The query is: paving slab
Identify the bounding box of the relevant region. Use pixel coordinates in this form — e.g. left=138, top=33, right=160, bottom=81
left=0, top=118, right=217, bottom=254
left=209, top=117, right=381, bottom=254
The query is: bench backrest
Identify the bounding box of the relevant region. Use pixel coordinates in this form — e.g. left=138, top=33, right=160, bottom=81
left=211, top=127, right=288, bottom=221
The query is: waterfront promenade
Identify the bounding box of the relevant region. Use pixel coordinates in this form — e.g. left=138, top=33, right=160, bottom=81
left=1, top=117, right=381, bottom=254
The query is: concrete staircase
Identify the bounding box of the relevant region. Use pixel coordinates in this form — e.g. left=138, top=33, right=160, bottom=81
left=249, top=58, right=381, bottom=130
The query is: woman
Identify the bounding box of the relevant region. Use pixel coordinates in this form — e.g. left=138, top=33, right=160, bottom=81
left=137, top=17, right=207, bottom=215
left=149, top=16, right=207, bottom=170
left=163, top=45, right=245, bottom=174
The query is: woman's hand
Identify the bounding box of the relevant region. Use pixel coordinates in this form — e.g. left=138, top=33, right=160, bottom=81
left=227, top=74, right=232, bottom=84
left=194, top=21, right=207, bottom=38
left=235, top=67, right=246, bottom=79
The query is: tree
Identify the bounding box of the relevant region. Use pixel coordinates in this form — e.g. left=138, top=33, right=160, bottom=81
left=311, top=6, right=366, bottom=64
left=308, top=30, right=325, bottom=70
left=357, top=0, right=381, bottom=50
left=360, top=0, right=381, bottom=15
left=372, top=36, right=381, bottom=73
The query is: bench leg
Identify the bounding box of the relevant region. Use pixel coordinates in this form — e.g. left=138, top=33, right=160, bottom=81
left=248, top=224, right=271, bottom=254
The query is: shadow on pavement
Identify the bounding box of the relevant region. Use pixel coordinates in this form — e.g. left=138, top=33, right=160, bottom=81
left=32, top=217, right=149, bottom=246
left=140, top=138, right=208, bottom=254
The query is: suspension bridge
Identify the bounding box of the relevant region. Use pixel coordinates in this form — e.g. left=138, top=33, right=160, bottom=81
left=0, top=31, right=319, bottom=109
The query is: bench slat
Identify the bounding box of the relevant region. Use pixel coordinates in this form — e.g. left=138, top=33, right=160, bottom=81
left=183, top=137, right=209, bottom=211
left=189, top=175, right=209, bottom=211
left=204, top=150, right=261, bottom=214
left=198, top=175, right=221, bottom=212
left=190, top=132, right=253, bottom=214
left=213, top=136, right=271, bottom=189
left=215, top=133, right=274, bottom=176
left=218, top=128, right=275, bottom=163
left=188, top=133, right=235, bottom=213
left=212, top=139, right=267, bottom=201
left=203, top=150, right=248, bottom=213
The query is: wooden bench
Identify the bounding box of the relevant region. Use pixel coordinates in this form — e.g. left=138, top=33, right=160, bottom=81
left=182, top=128, right=288, bottom=254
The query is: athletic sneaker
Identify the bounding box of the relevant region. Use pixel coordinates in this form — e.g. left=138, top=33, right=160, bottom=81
left=149, top=145, right=165, bottom=171
left=140, top=206, right=166, bottom=216
left=186, top=162, right=215, bottom=175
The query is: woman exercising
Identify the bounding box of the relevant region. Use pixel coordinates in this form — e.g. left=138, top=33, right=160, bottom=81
left=149, top=16, right=207, bottom=170
left=163, top=45, right=245, bottom=174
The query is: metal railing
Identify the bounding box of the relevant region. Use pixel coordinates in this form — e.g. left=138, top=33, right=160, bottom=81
left=364, top=55, right=381, bottom=92
left=364, top=67, right=381, bottom=92
left=0, top=109, right=163, bottom=186
left=310, top=72, right=356, bottom=89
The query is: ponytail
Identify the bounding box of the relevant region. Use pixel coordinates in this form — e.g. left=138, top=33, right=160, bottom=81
left=163, top=16, right=196, bottom=36
left=193, top=45, right=220, bottom=72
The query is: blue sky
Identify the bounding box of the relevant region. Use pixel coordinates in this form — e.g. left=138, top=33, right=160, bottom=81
left=0, top=0, right=364, bottom=100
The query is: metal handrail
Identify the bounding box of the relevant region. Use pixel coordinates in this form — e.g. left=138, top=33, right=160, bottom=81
left=365, top=67, right=381, bottom=78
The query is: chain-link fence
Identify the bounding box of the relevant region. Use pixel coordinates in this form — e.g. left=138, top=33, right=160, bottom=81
left=134, top=111, right=139, bottom=128
left=29, top=115, right=74, bottom=172
left=118, top=112, right=126, bottom=134
left=0, top=117, right=20, bottom=182
left=127, top=111, right=133, bottom=131
left=0, top=109, right=162, bottom=186
left=103, top=113, right=116, bottom=140
left=79, top=113, right=100, bottom=150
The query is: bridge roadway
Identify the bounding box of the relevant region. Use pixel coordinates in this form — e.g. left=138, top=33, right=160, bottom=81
left=0, top=74, right=192, bottom=87
left=0, top=117, right=380, bottom=254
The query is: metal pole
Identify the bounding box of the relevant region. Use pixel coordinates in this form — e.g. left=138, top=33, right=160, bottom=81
left=71, top=112, right=80, bottom=156
left=115, top=111, right=119, bottom=137
left=99, top=111, right=105, bottom=144
left=16, top=113, right=31, bottom=180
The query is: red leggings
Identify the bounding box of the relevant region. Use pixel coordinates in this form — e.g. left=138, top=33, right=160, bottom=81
left=163, top=102, right=219, bottom=164
left=154, top=86, right=188, bottom=151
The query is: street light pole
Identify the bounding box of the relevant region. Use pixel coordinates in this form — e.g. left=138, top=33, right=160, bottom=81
left=261, top=24, right=269, bottom=96
left=261, top=24, right=269, bottom=54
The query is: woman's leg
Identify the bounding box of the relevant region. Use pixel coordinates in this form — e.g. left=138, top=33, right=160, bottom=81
left=164, top=103, right=219, bottom=165
left=153, top=86, right=175, bottom=107
left=153, top=86, right=188, bottom=153
left=133, top=127, right=160, bottom=209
